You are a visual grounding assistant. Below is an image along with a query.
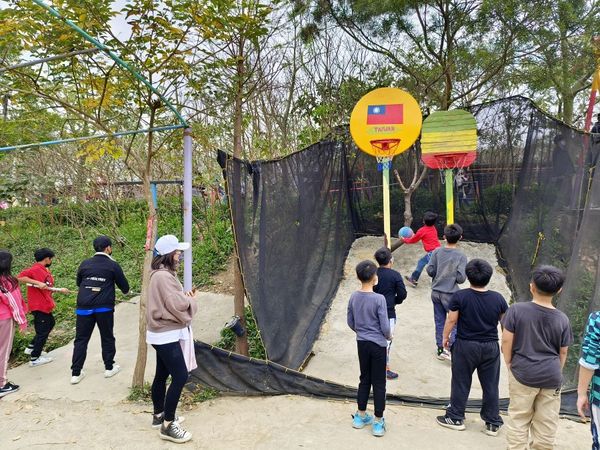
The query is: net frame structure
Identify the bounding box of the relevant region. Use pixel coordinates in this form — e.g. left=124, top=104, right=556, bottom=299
left=0, top=0, right=194, bottom=289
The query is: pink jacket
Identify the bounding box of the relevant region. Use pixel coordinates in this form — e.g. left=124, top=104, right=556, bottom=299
left=0, top=284, right=28, bottom=331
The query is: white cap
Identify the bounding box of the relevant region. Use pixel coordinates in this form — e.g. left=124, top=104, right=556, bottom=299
left=154, top=235, right=190, bottom=256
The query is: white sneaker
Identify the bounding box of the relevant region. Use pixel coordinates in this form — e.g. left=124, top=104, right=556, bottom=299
left=29, top=356, right=53, bottom=367
left=24, top=347, right=33, bottom=355
left=104, top=364, right=121, bottom=378
left=71, top=371, right=85, bottom=384
left=439, top=349, right=452, bottom=361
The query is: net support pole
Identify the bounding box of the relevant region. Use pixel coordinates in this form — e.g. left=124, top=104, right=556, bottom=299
left=183, top=128, right=193, bottom=291
left=445, top=169, right=454, bottom=225
left=382, top=164, right=391, bottom=247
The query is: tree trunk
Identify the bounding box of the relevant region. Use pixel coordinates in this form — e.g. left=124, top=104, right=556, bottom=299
left=403, top=189, right=414, bottom=226
left=132, top=104, right=159, bottom=387
left=232, top=38, right=249, bottom=356
left=562, top=92, right=574, bottom=125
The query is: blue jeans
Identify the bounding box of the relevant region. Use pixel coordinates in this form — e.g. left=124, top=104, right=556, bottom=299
left=432, top=291, right=456, bottom=348
left=411, top=252, right=432, bottom=281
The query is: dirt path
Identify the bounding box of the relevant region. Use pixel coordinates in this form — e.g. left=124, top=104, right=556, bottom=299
left=304, top=236, right=512, bottom=399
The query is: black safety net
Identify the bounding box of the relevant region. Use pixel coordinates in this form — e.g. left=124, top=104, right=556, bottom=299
left=215, top=96, right=598, bottom=414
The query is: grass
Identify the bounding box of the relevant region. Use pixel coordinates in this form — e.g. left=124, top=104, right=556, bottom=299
left=126, top=380, right=219, bottom=406
left=2, top=197, right=233, bottom=363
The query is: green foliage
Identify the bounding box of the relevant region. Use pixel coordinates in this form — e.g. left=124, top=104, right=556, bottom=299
left=2, top=198, right=233, bottom=362
left=127, top=381, right=153, bottom=402
left=215, top=305, right=266, bottom=360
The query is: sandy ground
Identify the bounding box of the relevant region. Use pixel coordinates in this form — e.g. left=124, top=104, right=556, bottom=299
left=304, top=236, right=513, bottom=399
left=0, top=250, right=591, bottom=449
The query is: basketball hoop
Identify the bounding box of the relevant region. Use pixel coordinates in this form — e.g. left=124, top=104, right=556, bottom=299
left=371, top=139, right=400, bottom=171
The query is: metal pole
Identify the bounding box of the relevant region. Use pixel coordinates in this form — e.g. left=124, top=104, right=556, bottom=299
left=445, top=169, right=454, bottom=225
left=0, top=48, right=99, bottom=73
left=150, top=183, right=158, bottom=209
left=183, top=127, right=193, bottom=291
left=382, top=163, right=391, bottom=247
left=0, top=124, right=185, bottom=153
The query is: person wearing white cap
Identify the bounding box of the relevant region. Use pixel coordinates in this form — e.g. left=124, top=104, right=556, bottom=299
left=146, top=235, right=197, bottom=444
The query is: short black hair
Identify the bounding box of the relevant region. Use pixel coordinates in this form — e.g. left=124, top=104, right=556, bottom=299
left=444, top=224, right=463, bottom=244
left=423, top=211, right=438, bottom=226
left=93, top=235, right=112, bottom=252
left=34, top=248, right=55, bottom=262
left=532, top=265, right=565, bottom=296
left=374, top=247, right=392, bottom=266
left=356, top=260, right=378, bottom=283
left=466, top=259, right=493, bottom=287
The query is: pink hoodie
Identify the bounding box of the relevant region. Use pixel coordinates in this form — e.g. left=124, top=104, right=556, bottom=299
left=0, top=284, right=27, bottom=331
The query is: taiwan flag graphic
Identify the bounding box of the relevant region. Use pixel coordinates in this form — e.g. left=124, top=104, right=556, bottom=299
left=367, top=104, right=404, bottom=125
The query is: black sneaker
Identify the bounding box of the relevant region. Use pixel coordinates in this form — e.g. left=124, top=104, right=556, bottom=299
left=386, top=369, right=399, bottom=380
left=159, top=421, right=192, bottom=444
left=484, top=423, right=500, bottom=436
left=436, top=415, right=466, bottom=431
left=152, top=412, right=185, bottom=429
left=0, top=381, right=20, bottom=398
left=405, top=276, right=418, bottom=287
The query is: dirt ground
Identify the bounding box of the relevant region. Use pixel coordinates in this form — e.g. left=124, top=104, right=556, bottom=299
left=304, top=236, right=512, bottom=398
left=0, top=243, right=592, bottom=449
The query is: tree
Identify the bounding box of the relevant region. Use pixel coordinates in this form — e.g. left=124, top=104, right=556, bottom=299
left=516, top=0, right=600, bottom=125
left=2, top=0, right=198, bottom=387
left=186, top=0, right=281, bottom=355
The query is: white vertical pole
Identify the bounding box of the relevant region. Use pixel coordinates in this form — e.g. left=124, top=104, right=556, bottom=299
left=183, top=127, right=193, bottom=291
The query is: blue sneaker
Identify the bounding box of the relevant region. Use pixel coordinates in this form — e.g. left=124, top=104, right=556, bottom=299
left=352, top=412, right=373, bottom=429
left=372, top=418, right=386, bottom=437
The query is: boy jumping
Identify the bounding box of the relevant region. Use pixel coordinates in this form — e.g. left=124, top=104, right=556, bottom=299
left=347, top=260, right=391, bottom=437
left=436, top=259, right=508, bottom=436
left=502, top=265, right=573, bottom=450
left=426, top=224, right=467, bottom=361
left=400, top=211, right=440, bottom=288
left=18, top=248, right=68, bottom=367
left=374, top=247, right=407, bottom=380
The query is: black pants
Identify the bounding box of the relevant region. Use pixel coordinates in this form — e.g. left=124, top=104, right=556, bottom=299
left=71, top=312, right=115, bottom=376
left=357, top=340, right=387, bottom=418
left=152, top=342, right=189, bottom=422
left=446, top=339, right=503, bottom=427
left=30, top=311, right=55, bottom=358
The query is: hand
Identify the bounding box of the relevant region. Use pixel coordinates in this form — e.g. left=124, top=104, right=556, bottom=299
left=383, top=233, right=389, bottom=248
left=59, top=288, right=70, bottom=294
left=37, top=283, right=48, bottom=290
left=443, top=337, right=450, bottom=350
left=185, top=288, right=197, bottom=297
left=577, top=394, right=590, bottom=421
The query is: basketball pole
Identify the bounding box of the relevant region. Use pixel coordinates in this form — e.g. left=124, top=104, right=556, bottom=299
left=383, top=162, right=392, bottom=247
left=445, top=169, right=454, bottom=225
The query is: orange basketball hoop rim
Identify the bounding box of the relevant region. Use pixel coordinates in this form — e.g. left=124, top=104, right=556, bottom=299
left=371, top=138, right=400, bottom=171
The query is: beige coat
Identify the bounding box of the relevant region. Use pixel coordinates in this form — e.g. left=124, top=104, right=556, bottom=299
left=146, top=268, right=197, bottom=333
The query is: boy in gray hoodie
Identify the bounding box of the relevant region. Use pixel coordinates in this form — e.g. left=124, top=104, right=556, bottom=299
left=426, top=224, right=467, bottom=361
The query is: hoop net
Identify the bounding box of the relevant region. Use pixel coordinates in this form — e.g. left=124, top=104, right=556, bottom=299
left=422, top=152, right=477, bottom=171
left=371, top=139, right=400, bottom=171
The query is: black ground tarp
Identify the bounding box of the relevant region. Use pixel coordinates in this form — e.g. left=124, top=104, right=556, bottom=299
left=190, top=341, right=580, bottom=418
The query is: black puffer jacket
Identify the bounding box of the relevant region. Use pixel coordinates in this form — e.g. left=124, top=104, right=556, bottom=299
left=76, top=253, right=129, bottom=309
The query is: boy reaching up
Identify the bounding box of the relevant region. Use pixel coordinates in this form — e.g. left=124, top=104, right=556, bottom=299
left=502, top=265, right=573, bottom=450
left=399, top=211, right=441, bottom=288
left=426, top=224, right=467, bottom=361
left=374, top=247, right=407, bottom=380
left=348, top=260, right=391, bottom=437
